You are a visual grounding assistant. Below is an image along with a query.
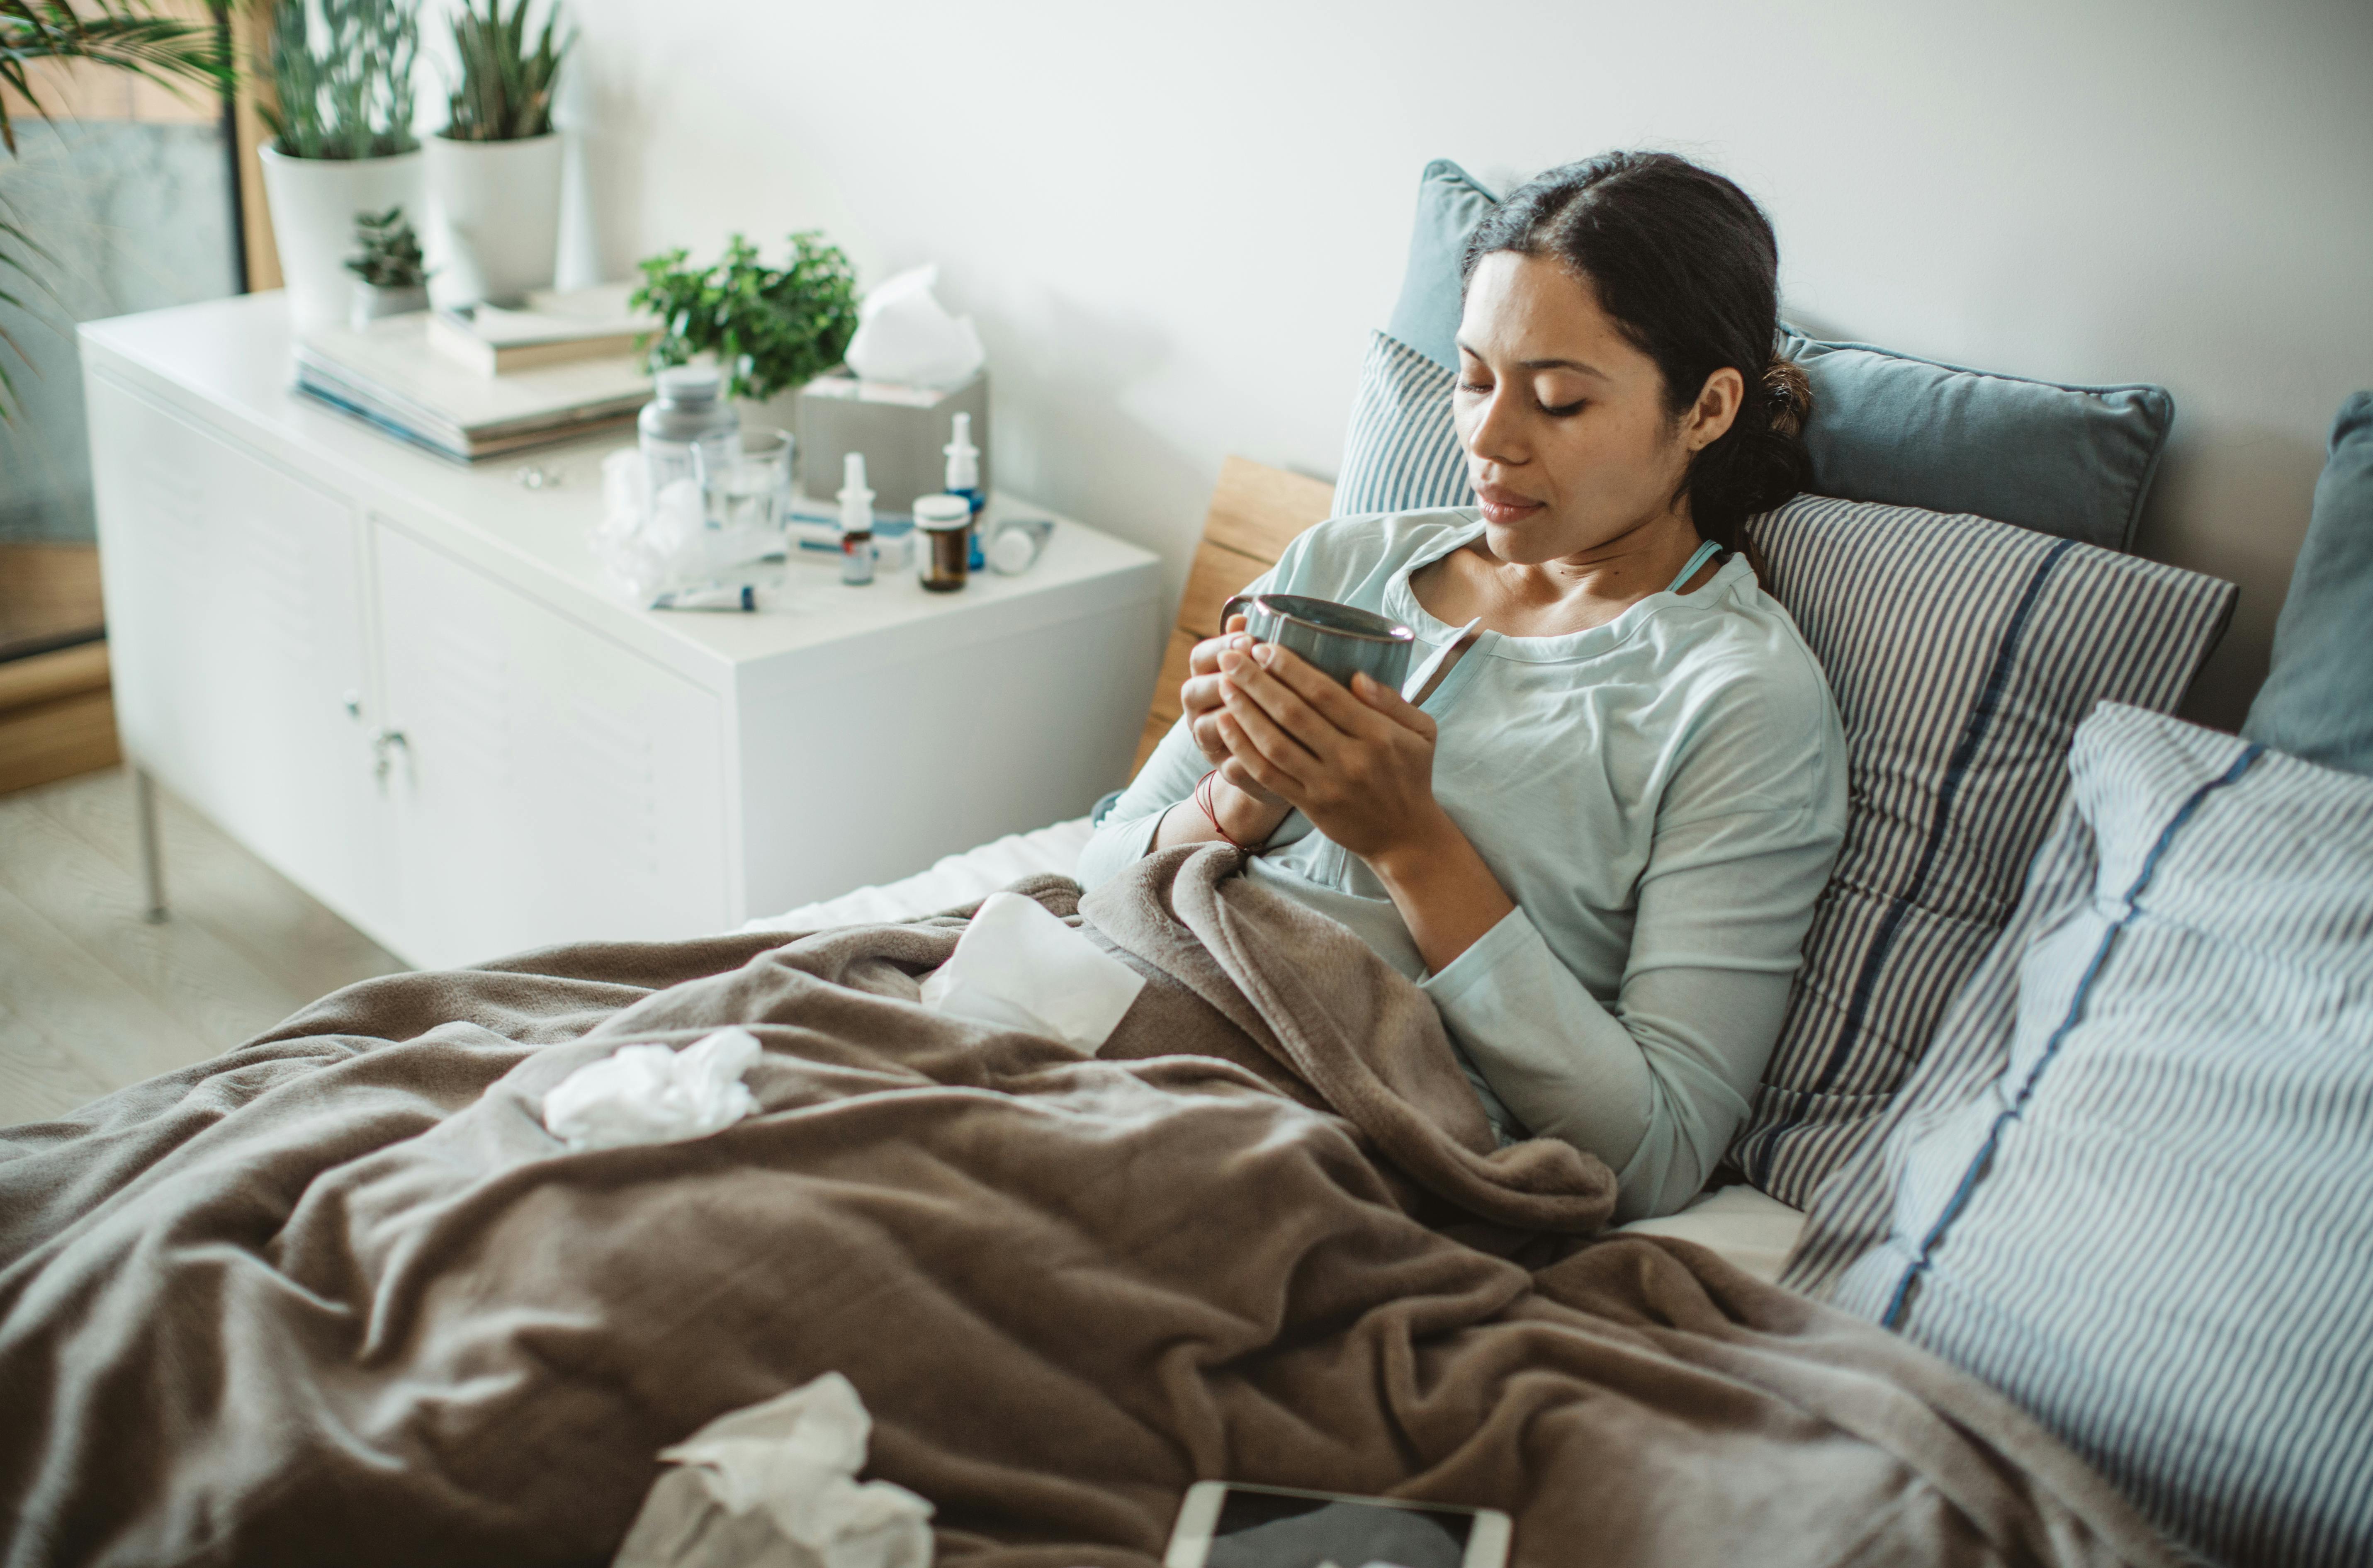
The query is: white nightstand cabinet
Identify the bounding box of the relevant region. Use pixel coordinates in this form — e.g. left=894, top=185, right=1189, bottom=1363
left=81, top=295, right=1165, bottom=971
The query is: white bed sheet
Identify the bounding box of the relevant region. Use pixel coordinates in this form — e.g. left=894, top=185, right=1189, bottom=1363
left=743, top=819, right=1808, bottom=1277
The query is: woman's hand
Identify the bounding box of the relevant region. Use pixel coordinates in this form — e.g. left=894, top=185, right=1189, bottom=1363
left=1213, top=642, right=1447, bottom=867
left=1182, top=615, right=1286, bottom=806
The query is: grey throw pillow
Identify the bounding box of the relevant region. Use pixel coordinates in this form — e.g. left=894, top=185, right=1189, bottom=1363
left=2242, top=389, right=2373, bottom=774
left=1787, top=703, right=2373, bottom=1568
left=1726, top=497, right=2234, bottom=1207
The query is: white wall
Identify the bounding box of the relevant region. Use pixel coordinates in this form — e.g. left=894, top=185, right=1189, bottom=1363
left=547, top=0, right=2373, bottom=728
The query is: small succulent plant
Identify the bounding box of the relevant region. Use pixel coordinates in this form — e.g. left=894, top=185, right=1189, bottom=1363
left=345, top=206, right=428, bottom=289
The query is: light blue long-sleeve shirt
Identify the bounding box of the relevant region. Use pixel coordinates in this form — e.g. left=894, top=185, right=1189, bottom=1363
left=1077, top=510, right=1847, bottom=1221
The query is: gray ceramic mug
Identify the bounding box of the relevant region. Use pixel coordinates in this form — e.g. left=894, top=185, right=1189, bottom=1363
left=1219, top=591, right=1416, bottom=692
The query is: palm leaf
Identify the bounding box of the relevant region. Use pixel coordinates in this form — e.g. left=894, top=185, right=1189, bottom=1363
left=0, top=1, right=236, bottom=155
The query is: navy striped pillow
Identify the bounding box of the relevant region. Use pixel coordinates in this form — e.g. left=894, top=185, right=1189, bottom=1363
left=1334, top=330, right=1472, bottom=517
left=1728, top=496, right=2235, bottom=1206
left=1792, top=704, right=2373, bottom=1568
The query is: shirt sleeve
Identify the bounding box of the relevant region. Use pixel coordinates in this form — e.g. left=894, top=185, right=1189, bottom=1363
left=1421, top=689, right=1845, bottom=1222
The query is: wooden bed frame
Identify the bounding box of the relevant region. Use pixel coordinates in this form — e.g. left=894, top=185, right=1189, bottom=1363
left=1130, top=456, right=1337, bottom=775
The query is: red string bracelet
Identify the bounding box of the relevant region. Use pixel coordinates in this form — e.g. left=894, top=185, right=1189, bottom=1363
left=1194, top=768, right=1254, bottom=852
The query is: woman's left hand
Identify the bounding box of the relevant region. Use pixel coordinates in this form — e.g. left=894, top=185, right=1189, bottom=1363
left=1213, top=642, right=1446, bottom=867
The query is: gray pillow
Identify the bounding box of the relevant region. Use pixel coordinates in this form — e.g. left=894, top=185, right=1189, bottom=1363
left=1383, top=159, right=1497, bottom=373
left=1726, top=497, right=2235, bottom=1207
left=1379, top=158, right=2175, bottom=549
left=1786, top=703, right=2373, bottom=1568
left=1780, top=329, right=2174, bottom=552
left=2242, top=389, right=2373, bottom=774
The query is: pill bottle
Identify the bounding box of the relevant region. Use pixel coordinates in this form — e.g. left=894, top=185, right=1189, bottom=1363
left=914, top=494, right=972, bottom=593
left=639, top=366, right=740, bottom=520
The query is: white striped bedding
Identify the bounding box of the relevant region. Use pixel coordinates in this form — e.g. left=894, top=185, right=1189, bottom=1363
left=1787, top=704, right=2373, bottom=1568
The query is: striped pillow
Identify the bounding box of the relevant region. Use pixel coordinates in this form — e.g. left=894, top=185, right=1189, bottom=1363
left=1788, top=704, right=2373, bottom=1568
left=1727, top=496, right=2235, bottom=1206
left=1334, top=330, right=1472, bottom=516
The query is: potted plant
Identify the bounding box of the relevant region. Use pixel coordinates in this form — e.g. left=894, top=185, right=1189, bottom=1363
left=255, top=0, right=425, bottom=332
left=632, top=232, right=861, bottom=433
left=345, top=206, right=430, bottom=326
left=425, top=0, right=571, bottom=308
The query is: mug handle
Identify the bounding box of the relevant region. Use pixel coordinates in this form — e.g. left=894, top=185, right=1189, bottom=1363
left=1219, top=593, right=1255, bottom=635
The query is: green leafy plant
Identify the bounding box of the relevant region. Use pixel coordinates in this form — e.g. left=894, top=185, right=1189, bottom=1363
left=257, top=0, right=419, bottom=160
left=344, top=205, right=426, bottom=288
left=632, top=233, right=860, bottom=404
left=0, top=0, right=235, bottom=417
left=443, top=0, right=568, bottom=142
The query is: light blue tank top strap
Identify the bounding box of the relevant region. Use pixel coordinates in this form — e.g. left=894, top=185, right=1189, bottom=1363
left=1666, top=538, right=1723, bottom=595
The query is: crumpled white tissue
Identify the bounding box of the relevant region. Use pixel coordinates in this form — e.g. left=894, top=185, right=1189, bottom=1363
left=613, top=1372, right=933, bottom=1568
left=542, top=1027, right=762, bottom=1152
left=917, top=891, right=1145, bottom=1051
left=843, top=265, right=984, bottom=389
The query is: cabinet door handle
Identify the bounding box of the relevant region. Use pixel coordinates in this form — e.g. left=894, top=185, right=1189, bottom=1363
left=372, top=727, right=409, bottom=784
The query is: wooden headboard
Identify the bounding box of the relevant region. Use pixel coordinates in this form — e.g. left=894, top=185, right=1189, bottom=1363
left=1131, top=456, right=1337, bottom=776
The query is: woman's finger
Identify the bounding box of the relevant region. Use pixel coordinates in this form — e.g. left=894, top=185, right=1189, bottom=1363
left=1217, top=714, right=1301, bottom=799
left=1350, top=670, right=1439, bottom=743
left=1222, top=649, right=1347, bottom=761
left=1189, top=629, right=1254, bottom=678
left=1219, top=677, right=1318, bottom=780
left=1252, top=644, right=1385, bottom=734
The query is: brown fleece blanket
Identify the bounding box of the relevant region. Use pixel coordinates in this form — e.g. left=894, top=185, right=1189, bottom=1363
left=0, top=846, right=2169, bottom=1568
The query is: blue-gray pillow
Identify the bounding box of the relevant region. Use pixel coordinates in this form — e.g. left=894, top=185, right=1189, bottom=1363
left=2242, top=389, right=2373, bottom=775
left=1780, top=330, right=2174, bottom=552
left=1380, top=159, right=2175, bottom=551
left=1383, top=159, right=1496, bottom=373
left=1787, top=703, right=2373, bottom=1568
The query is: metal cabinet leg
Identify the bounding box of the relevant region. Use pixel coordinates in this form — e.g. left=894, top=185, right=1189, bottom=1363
left=133, top=766, right=168, bottom=923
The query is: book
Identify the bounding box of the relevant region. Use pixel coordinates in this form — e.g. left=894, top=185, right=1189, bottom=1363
left=424, top=282, right=655, bottom=377
left=297, top=311, right=650, bottom=463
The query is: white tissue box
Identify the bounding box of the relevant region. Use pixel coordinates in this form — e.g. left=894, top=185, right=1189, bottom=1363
left=794, top=371, right=989, bottom=516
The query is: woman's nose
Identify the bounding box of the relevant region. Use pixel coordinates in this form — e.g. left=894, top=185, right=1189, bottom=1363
left=1463, top=387, right=1528, bottom=468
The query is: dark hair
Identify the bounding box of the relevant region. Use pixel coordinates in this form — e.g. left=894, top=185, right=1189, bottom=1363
left=1460, top=151, right=1812, bottom=549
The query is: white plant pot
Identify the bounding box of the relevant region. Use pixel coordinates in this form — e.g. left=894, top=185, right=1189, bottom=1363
left=426, top=132, right=563, bottom=308
left=259, top=144, right=427, bottom=334
left=351, top=281, right=430, bottom=329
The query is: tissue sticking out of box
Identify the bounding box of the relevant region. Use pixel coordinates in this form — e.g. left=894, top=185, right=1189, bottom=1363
left=844, top=265, right=984, bottom=389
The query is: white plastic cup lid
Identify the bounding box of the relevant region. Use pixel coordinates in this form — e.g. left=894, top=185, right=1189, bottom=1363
left=913, top=494, right=971, bottom=529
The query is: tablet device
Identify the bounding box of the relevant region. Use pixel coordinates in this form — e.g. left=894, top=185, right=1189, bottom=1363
left=1162, top=1481, right=1512, bottom=1568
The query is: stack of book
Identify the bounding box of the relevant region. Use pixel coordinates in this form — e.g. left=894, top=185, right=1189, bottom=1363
left=294, top=285, right=655, bottom=463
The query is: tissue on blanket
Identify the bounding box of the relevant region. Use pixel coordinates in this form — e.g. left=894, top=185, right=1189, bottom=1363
left=613, top=1373, right=933, bottom=1568
left=842, top=265, right=984, bottom=388
left=542, top=1028, right=762, bottom=1152
left=917, top=890, right=1144, bottom=1051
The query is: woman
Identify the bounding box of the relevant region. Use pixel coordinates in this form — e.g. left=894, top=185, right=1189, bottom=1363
left=1077, top=152, right=1848, bottom=1222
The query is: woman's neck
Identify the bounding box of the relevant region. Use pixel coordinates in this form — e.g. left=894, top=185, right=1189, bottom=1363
left=1415, top=510, right=1708, bottom=639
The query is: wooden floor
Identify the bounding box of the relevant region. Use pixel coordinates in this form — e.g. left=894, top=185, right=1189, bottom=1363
left=0, top=766, right=407, bottom=1128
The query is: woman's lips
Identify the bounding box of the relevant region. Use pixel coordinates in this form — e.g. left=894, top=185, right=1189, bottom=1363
left=1474, top=483, right=1544, bottom=525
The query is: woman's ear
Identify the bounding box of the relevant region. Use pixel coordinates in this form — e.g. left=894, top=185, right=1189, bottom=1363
left=1685, top=366, right=1745, bottom=451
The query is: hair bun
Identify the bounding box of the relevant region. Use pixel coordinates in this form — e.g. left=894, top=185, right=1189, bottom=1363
left=1760, top=358, right=1812, bottom=440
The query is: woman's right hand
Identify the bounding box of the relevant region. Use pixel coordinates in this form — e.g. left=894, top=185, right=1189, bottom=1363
left=1183, top=614, right=1287, bottom=805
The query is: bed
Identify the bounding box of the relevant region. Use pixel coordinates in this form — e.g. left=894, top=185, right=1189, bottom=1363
left=0, top=465, right=2188, bottom=1567
left=745, top=455, right=1812, bottom=1283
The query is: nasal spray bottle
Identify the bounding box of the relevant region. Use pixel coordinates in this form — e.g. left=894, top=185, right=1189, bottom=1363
left=942, top=412, right=987, bottom=572
left=837, top=452, right=876, bottom=586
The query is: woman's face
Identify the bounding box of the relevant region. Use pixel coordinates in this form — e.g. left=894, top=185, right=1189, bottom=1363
left=1452, top=251, right=1738, bottom=566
